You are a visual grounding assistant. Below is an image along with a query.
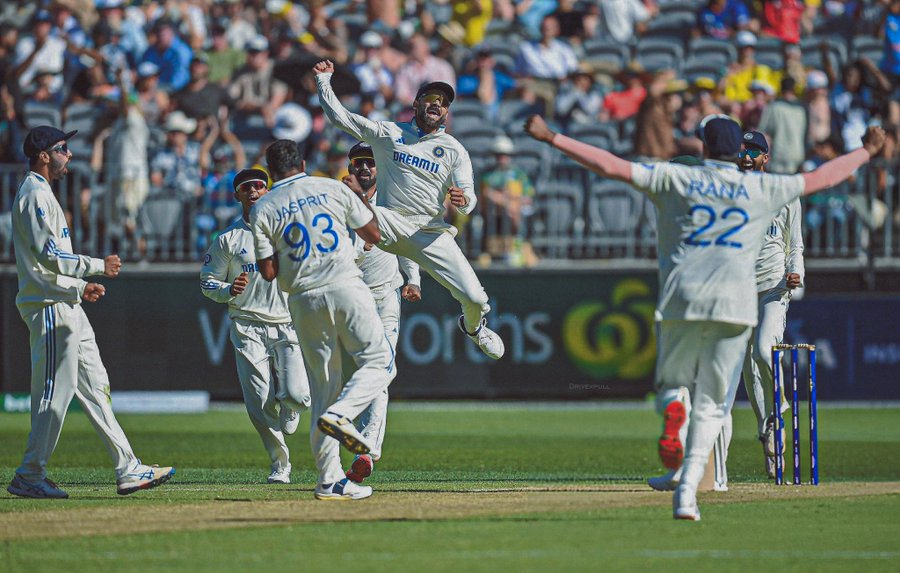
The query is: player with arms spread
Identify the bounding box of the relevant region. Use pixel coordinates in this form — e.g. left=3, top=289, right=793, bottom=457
left=525, top=114, right=884, bottom=520
left=250, top=139, right=394, bottom=501
left=313, top=60, right=504, bottom=360
left=200, top=167, right=311, bottom=485
left=7, top=126, right=175, bottom=499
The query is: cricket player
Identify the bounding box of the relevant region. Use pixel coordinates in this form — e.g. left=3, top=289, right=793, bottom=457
left=340, top=141, right=422, bottom=483
left=250, top=139, right=394, bottom=501
left=200, top=167, right=311, bottom=484
left=525, top=114, right=884, bottom=520
left=7, top=126, right=175, bottom=499
left=313, top=60, right=504, bottom=360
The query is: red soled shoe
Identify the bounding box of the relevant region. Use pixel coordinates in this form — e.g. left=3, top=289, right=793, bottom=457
left=345, top=454, right=374, bottom=484
left=658, top=401, right=687, bottom=470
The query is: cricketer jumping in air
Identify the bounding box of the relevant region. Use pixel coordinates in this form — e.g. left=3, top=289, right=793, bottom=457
left=251, top=139, right=394, bottom=501
left=313, top=59, right=504, bottom=361
left=200, top=167, right=312, bottom=485
left=525, top=113, right=885, bottom=520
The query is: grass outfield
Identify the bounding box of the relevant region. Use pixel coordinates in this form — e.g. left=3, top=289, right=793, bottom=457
left=0, top=404, right=898, bottom=572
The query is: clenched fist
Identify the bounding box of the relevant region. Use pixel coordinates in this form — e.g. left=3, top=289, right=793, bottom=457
left=230, top=272, right=249, bottom=296
left=313, top=60, right=335, bottom=75
left=401, top=284, right=421, bottom=302
left=524, top=115, right=556, bottom=144
left=82, top=283, right=106, bottom=303
left=104, top=255, right=121, bottom=278
left=448, top=186, right=468, bottom=208
left=862, top=126, right=886, bottom=157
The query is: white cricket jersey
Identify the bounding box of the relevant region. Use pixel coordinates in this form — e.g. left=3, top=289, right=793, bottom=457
left=12, top=171, right=105, bottom=316
left=200, top=218, right=292, bottom=324
left=755, top=199, right=804, bottom=292
left=631, top=160, right=805, bottom=325
left=250, top=172, right=373, bottom=294
left=316, top=73, right=476, bottom=220
left=354, top=190, right=421, bottom=293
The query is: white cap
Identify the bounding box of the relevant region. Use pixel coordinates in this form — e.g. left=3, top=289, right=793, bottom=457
left=807, top=70, right=828, bottom=90
left=491, top=135, right=515, bottom=155
left=360, top=31, right=383, bottom=49
left=272, top=103, right=313, bottom=142
left=137, top=61, right=159, bottom=78
left=749, top=79, right=775, bottom=95
left=736, top=31, right=757, bottom=48
left=246, top=35, right=270, bottom=52
left=164, top=111, right=198, bottom=134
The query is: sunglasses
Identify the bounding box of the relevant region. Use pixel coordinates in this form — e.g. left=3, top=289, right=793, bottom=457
left=420, top=93, right=448, bottom=107
left=740, top=148, right=763, bottom=159
left=351, top=157, right=376, bottom=168
left=47, top=143, right=69, bottom=155
left=237, top=180, right=266, bottom=193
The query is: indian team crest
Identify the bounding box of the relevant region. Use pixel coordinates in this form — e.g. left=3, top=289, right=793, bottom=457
left=743, top=133, right=753, bottom=141
left=433, top=146, right=445, bottom=158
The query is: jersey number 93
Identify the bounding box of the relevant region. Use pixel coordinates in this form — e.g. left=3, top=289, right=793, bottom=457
left=283, top=213, right=339, bottom=262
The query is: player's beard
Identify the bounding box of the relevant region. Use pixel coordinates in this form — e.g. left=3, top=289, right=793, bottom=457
left=417, top=103, right=445, bottom=131
left=50, top=155, right=69, bottom=178
left=358, top=174, right=376, bottom=190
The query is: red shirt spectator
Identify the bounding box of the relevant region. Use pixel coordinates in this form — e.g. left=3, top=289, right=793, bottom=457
left=760, top=0, right=805, bottom=44
left=602, top=66, right=649, bottom=121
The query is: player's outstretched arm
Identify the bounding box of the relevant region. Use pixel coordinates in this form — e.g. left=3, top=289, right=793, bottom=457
left=802, top=126, right=885, bottom=195
left=314, top=60, right=382, bottom=142
left=524, top=115, right=633, bottom=182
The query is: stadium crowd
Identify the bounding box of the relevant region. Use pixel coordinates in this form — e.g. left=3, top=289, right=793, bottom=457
left=0, top=0, right=898, bottom=264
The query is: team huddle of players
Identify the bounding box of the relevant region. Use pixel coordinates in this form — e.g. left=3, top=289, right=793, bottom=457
left=8, top=59, right=885, bottom=515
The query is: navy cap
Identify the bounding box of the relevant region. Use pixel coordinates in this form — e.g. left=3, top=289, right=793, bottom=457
left=742, top=131, right=769, bottom=153
left=232, top=168, right=269, bottom=191
left=33, top=10, right=53, bottom=23
left=702, top=117, right=743, bottom=157
left=415, top=81, right=455, bottom=104
left=23, top=126, right=77, bottom=159
left=348, top=141, right=374, bottom=160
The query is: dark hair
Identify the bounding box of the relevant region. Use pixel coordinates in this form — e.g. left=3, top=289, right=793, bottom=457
left=266, top=139, right=303, bottom=179
left=781, top=76, right=797, bottom=95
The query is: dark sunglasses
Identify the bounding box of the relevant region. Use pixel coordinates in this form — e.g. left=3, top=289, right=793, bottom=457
left=351, top=157, right=376, bottom=168
left=237, top=180, right=266, bottom=193
left=420, top=93, right=449, bottom=107
left=47, top=143, right=69, bottom=155
left=740, top=148, right=763, bottom=159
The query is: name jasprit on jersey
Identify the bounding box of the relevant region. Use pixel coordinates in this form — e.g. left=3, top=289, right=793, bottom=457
left=274, top=193, right=329, bottom=222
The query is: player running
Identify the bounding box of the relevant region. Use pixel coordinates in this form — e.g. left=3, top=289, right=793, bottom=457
left=8, top=126, right=174, bottom=498
left=251, top=139, right=393, bottom=501
left=200, top=167, right=311, bottom=485
left=525, top=114, right=884, bottom=520
left=339, top=142, right=422, bottom=484
left=313, top=60, right=504, bottom=360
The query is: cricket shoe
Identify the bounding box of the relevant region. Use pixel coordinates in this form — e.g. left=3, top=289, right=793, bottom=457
left=647, top=468, right=680, bottom=491
left=672, top=484, right=701, bottom=521
left=7, top=474, right=69, bottom=499
left=346, top=454, right=374, bottom=484
left=117, top=463, right=176, bottom=495
left=280, top=406, right=301, bottom=435
left=268, top=464, right=291, bottom=484
left=658, top=400, right=687, bottom=470
left=761, top=414, right=785, bottom=457
left=458, top=316, right=505, bottom=360
left=317, top=412, right=371, bottom=455
left=314, top=478, right=373, bottom=500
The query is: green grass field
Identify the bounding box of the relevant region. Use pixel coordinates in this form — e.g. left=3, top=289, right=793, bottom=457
left=1, top=404, right=898, bottom=572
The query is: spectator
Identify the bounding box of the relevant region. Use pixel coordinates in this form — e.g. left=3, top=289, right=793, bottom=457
left=881, top=0, right=900, bottom=86
left=91, top=23, right=129, bottom=90
left=205, top=23, right=245, bottom=86
left=353, top=30, right=395, bottom=108
left=140, top=19, right=193, bottom=93
left=150, top=111, right=210, bottom=199
left=556, top=68, right=603, bottom=129
left=134, top=62, right=169, bottom=129
left=50, top=0, right=87, bottom=49
left=551, top=0, right=597, bottom=43
left=451, top=0, right=492, bottom=47
left=696, top=0, right=751, bottom=40
left=394, top=33, right=456, bottom=105
left=633, top=73, right=686, bottom=160
left=95, top=0, right=147, bottom=68
left=223, top=0, right=258, bottom=51
left=598, top=0, right=654, bottom=44
left=515, top=15, right=577, bottom=113
left=457, top=47, right=516, bottom=121
left=14, top=10, right=67, bottom=97
left=739, top=79, right=775, bottom=129
left=758, top=76, right=807, bottom=173
left=722, top=31, right=778, bottom=105
left=677, top=77, right=724, bottom=154
left=805, top=70, right=834, bottom=148
left=0, top=22, right=24, bottom=162
left=174, top=54, right=233, bottom=125
left=514, top=0, right=560, bottom=39
left=759, top=0, right=810, bottom=44
left=601, top=63, right=649, bottom=121
left=228, top=36, right=289, bottom=128
left=832, top=58, right=889, bottom=152
left=479, top=135, right=537, bottom=267
left=367, top=0, right=401, bottom=30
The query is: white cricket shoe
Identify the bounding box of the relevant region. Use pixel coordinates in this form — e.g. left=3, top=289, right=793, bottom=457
left=268, top=464, right=291, bottom=484
left=117, top=463, right=175, bottom=495
left=317, top=412, right=371, bottom=455
left=7, top=474, right=69, bottom=499
left=647, top=468, right=680, bottom=491
left=280, top=405, right=301, bottom=435
left=314, top=478, right=373, bottom=500
left=458, top=316, right=505, bottom=360
left=673, top=484, right=701, bottom=521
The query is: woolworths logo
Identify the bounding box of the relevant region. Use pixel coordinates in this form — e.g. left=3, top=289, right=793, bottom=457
left=562, top=279, right=656, bottom=380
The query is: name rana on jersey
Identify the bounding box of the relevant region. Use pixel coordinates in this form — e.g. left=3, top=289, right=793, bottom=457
left=392, top=151, right=441, bottom=174
left=686, top=180, right=750, bottom=201
left=274, top=193, right=329, bottom=222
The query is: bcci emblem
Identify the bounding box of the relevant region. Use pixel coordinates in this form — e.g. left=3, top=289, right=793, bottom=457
left=433, top=146, right=445, bottom=158
left=743, top=133, right=753, bottom=140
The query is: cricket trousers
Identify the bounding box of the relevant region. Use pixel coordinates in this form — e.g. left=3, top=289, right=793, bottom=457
left=288, top=279, right=396, bottom=485
left=742, top=288, right=792, bottom=435
left=375, top=207, right=489, bottom=332
left=231, top=318, right=311, bottom=473
left=16, top=302, right=139, bottom=483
